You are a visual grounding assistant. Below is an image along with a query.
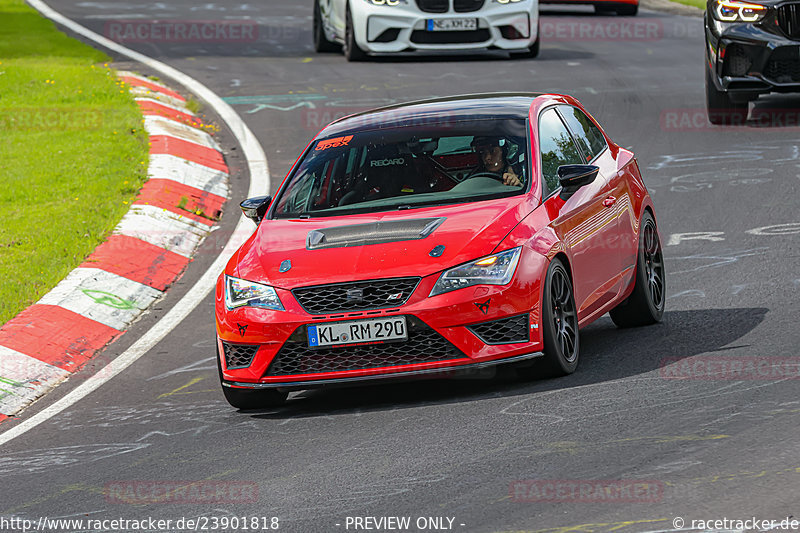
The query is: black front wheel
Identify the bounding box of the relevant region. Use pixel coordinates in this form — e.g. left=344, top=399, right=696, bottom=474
left=706, top=67, right=749, bottom=125
left=313, top=0, right=340, bottom=53
left=610, top=212, right=665, bottom=328
left=540, top=258, right=580, bottom=376
left=344, top=6, right=367, bottom=62
left=509, top=24, right=540, bottom=59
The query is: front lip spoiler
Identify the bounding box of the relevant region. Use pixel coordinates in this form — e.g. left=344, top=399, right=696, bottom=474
left=222, top=351, right=544, bottom=391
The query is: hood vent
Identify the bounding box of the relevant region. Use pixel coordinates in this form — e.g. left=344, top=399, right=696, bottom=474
left=306, top=217, right=446, bottom=250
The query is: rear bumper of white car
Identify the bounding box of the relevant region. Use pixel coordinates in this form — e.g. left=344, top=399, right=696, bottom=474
left=352, top=1, right=539, bottom=53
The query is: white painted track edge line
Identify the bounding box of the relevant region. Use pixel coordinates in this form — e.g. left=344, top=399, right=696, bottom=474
left=0, top=0, right=269, bottom=447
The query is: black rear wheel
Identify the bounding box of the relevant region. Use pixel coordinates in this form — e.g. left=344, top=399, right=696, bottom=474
left=706, top=67, right=749, bottom=125
left=313, top=0, right=340, bottom=53
left=615, top=3, right=638, bottom=15
left=594, top=3, right=638, bottom=15
left=610, top=212, right=665, bottom=328
left=217, top=345, right=287, bottom=410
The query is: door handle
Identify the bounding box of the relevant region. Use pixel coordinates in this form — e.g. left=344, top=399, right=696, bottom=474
left=603, top=196, right=617, bottom=208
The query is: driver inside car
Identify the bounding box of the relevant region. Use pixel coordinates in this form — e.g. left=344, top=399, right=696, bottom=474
left=468, top=137, right=522, bottom=187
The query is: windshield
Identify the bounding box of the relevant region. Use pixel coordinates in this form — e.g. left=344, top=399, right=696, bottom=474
left=272, top=119, right=528, bottom=218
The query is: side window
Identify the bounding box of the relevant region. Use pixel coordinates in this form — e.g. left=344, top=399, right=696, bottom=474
left=538, top=108, right=584, bottom=197
left=557, top=105, right=607, bottom=162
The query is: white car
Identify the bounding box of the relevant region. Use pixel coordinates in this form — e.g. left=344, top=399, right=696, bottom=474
left=313, top=0, right=540, bottom=61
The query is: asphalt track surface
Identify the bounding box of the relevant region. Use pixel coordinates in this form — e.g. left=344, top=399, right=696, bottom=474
left=2, top=1, right=800, bottom=532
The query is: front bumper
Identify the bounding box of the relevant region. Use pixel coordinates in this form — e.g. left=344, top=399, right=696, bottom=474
left=352, top=1, right=539, bottom=53
left=706, top=13, right=800, bottom=99
left=215, top=247, right=548, bottom=390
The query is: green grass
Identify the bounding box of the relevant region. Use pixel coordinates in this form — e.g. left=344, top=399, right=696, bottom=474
left=667, top=0, right=705, bottom=9
left=0, top=0, right=149, bottom=326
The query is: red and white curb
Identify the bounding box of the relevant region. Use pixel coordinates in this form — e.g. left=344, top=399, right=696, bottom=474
left=0, top=71, right=229, bottom=420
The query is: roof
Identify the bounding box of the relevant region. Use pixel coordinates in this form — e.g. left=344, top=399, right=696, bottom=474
left=319, top=93, right=544, bottom=137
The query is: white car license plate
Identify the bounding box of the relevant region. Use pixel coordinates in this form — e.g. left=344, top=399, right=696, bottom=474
left=307, top=316, right=408, bottom=348
left=427, top=18, right=477, bottom=31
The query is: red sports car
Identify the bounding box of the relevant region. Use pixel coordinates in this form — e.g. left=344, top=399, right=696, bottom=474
left=215, top=93, right=664, bottom=409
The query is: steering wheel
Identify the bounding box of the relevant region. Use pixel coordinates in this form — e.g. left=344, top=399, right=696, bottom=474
left=466, top=171, right=504, bottom=181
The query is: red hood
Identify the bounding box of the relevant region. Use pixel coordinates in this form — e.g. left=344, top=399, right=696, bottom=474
left=234, top=197, right=531, bottom=289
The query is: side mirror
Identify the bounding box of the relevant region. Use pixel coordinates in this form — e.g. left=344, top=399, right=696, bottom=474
left=557, top=165, right=599, bottom=199
left=240, top=195, right=271, bottom=226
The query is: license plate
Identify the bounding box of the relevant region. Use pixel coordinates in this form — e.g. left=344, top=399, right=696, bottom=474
left=307, top=316, right=408, bottom=348
left=427, top=18, right=477, bottom=31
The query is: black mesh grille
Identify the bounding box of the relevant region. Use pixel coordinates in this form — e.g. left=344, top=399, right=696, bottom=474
left=411, top=29, right=490, bottom=44
left=454, top=0, right=484, bottom=12
left=764, top=47, right=800, bottom=83
left=467, top=314, right=529, bottom=345
left=778, top=3, right=800, bottom=38
left=223, top=342, right=259, bottom=369
left=267, top=316, right=463, bottom=376
left=292, top=278, right=419, bottom=315
left=722, top=43, right=752, bottom=77
left=415, top=0, right=449, bottom=12
left=371, top=28, right=401, bottom=43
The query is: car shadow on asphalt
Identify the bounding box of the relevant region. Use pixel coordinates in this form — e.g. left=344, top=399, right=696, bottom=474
left=747, top=96, right=800, bottom=128
left=246, top=306, right=768, bottom=419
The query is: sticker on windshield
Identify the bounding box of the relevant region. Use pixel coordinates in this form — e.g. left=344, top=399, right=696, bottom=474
left=370, top=157, right=405, bottom=167
left=315, top=135, right=353, bottom=151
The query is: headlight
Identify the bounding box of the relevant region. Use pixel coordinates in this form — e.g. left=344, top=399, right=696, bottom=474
left=225, top=275, right=284, bottom=311
left=363, top=0, right=406, bottom=5
left=713, top=0, right=766, bottom=22
left=430, top=247, right=522, bottom=297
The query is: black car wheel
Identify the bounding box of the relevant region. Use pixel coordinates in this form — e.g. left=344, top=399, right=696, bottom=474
left=706, top=67, right=749, bottom=125
left=313, top=0, right=340, bottom=53
left=540, top=258, right=580, bottom=376
left=344, top=5, right=367, bottom=62
left=217, top=345, right=287, bottom=409
left=610, top=212, right=665, bottom=328
left=509, top=23, right=540, bottom=59
left=616, top=3, right=638, bottom=15
left=595, top=3, right=638, bottom=15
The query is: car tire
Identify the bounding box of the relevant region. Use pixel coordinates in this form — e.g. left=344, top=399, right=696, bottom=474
left=313, top=0, right=340, bottom=53
left=217, top=345, right=288, bottom=409
left=615, top=3, right=638, bottom=15
left=594, top=3, right=637, bottom=14
left=344, top=5, right=367, bottom=62
left=706, top=68, right=748, bottom=125
left=539, top=257, right=580, bottom=376
left=609, top=211, right=665, bottom=328
left=509, top=24, right=540, bottom=59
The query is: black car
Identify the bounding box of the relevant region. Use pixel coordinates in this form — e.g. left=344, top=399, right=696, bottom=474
left=705, top=0, right=800, bottom=124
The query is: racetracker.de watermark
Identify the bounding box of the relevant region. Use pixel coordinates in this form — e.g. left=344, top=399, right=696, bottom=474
left=104, top=20, right=258, bottom=43
left=661, top=108, right=800, bottom=131
left=541, top=18, right=662, bottom=41
left=660, top=356, right=800, bottom=380
left=510, top=479, right=664, bottom=503
left=0, top=108, right=103, bottom=131
left=104, top=481, right=258, bottom=504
